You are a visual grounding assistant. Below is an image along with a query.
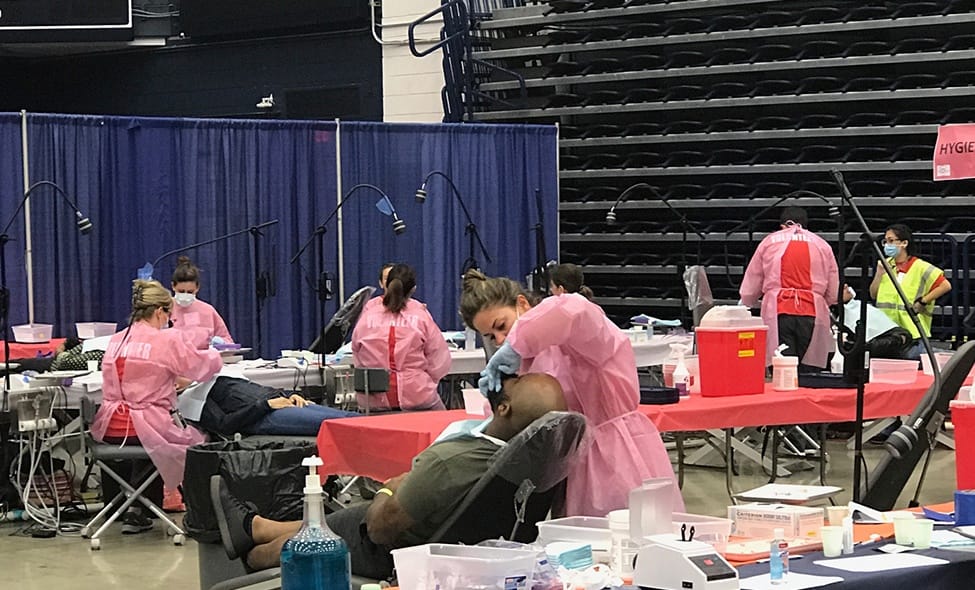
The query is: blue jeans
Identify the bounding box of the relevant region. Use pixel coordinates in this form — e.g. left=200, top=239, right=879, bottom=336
left=247, top=405, right=359, bottom=436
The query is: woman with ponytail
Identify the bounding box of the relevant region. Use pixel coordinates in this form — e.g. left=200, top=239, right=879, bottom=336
left=351, top=264, right=451, bottom=411
left=90, top=279, right=223, bottom=533
left=549, top=263, right=595, bottom=301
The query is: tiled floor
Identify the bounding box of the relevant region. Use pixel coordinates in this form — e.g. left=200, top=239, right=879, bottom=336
left=1, top=437, right=959, bottom=590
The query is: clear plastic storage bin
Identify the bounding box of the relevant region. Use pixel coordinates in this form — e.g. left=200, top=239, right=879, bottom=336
left=391, top=544, right=536, bottom=590
left=672, top=512, right=733, bottom=552
left=869, top=359, right=919, bottom=384
left=76, top=322, right=117, bottom=339
left=537, top=516, right=612, bottom=551
left=12, top=323, right=53, bottom=343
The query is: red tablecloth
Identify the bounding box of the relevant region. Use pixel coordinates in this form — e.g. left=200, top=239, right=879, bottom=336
left=2, top=338, right=66, bottom=361
left=317, top=410, right=468, bottom=482
left=317, top=379, right=932, bottom=480
left=639, top=377, right=931, bottom=432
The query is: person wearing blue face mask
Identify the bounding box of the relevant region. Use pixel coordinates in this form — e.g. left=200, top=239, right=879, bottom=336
left=869, top=224, right=951, bottom=359
left=170, top=256, right=235, bottom=349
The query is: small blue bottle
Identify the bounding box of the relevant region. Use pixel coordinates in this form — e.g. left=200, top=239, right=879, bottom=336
left=769, top=527, right=789, bottom=585
left=280, top=456, right=351, bottom=590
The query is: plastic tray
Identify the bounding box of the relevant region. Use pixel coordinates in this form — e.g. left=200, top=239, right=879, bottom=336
left=537, top=516, right=612, bottom=551
left=869, top=359, right=919, bottom=384
left=391, top=543, right=536, bottom=590
left=12, top=323, right=53, bottom=343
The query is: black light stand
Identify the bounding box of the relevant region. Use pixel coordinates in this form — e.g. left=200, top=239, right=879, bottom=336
left=0, top=181, right=92, bottom=506
left=829, top=169, right=941, bottom=503
left=415, top=171, right=492, bottom=276
left=609, top=183, right=706, bottom=326
left=529, top=188, right=550, bottom=293
left=291, top=184, right=406, bottom=378
left=150, top=219, right=279, bottom=359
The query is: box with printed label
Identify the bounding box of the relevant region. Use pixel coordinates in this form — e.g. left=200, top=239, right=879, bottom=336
left=728, top=503, right=824, bottom=539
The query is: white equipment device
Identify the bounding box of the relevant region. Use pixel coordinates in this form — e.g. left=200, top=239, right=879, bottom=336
left=633, top=534, right=739, bottom=590
left=9, top=388, right=58, bottom=432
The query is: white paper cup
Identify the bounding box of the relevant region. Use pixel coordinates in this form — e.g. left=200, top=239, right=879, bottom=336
left=909, top=518, right=934, bottom=549
left=87, top=360, right=100, bottom=372
left=820, top=525, right=844, bottom=557
left=891, top=512, right=916, bottom=545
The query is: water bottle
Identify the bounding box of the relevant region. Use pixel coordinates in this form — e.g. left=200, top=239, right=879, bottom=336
left=769, top=527, right=789, bottom=585
left=280, top=456, right=351, bottom=590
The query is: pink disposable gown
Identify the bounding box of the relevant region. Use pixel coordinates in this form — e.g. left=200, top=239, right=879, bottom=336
left=170, top=298, right=234, bottom=349
left=352, top=298, right=452, bottom=411
left=507, top=294, right=684, bottom=516
left=91, top=322, right=224, bottom=488
left=739, top=226, right=839, bottom=367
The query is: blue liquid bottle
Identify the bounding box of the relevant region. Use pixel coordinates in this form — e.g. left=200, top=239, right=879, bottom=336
left=280, top=456, right=351, bottom=590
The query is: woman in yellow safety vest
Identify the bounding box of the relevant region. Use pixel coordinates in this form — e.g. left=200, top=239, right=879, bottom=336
left=869, top=223, right=951, bottom=359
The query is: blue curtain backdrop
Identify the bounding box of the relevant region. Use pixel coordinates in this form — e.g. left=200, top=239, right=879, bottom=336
left=338, top=122, right=559, bottom=331
left=1, top=113, right=556, bottom=357
left=0, top=114, right=27, bottom=337
left=24, top=114, right=338, bottom=358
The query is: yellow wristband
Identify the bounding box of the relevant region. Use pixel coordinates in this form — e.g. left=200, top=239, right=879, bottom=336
left=377, top=487, right=394, bottom=497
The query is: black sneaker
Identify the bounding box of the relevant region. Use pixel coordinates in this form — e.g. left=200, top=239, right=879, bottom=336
left=210, top=475, right=256, bottom=560
left=121, top=511, right=153, bottom=535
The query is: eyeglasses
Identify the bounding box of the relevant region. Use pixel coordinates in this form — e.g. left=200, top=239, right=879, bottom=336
left=883, top=238, right=904, bottom=245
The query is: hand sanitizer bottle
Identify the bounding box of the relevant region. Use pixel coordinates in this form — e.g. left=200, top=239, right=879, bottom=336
left=769, top=527, right=789, bottom=585
left=280, top=456, right=351, bottom=590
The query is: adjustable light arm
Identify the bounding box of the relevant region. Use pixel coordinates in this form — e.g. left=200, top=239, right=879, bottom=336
left=291, top=183, right=405, bottom=265
left=415, top=171, right=491, bottom=263
left=610, top=183, right=706, bottom=239
left=1, top=180, right=92, bottom=238
left=152, top=219, right=279, bottom=268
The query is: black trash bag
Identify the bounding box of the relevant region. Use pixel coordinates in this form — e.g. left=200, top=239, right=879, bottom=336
left=183, top=439, right=317, bottom=543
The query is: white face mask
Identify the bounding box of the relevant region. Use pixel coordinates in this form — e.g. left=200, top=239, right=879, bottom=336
left=174, top=292, right=196, bottom=307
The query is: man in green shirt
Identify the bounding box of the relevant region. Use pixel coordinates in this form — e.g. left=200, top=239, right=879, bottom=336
left=212, top=372, right=568, bottom=579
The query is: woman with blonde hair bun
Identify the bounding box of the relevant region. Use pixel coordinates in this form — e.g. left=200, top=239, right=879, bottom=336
left=90, top=279, right=223, bottom=533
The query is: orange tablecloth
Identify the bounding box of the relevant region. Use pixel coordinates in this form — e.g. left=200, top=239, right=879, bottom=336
left=2, top=338, right=66, bottom=361
left=317, top=379, right=931, bottom=481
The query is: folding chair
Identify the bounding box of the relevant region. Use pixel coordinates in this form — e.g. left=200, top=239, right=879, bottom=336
left=79, top=395, right=186, bottom=549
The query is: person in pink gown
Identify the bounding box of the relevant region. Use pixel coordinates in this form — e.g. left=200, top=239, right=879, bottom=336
left=460, top=270, right=683, bottom=517
left=352, top=264, right=451, bottom=411
left=169, top=256, right=234, bottom=349
left=90, top=279, right=223, bottom=532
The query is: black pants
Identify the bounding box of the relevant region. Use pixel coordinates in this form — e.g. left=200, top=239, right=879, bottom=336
left=869, top=327, right=914, bottom=359
left=777, top=314, right=819, bottom=370
left=101, top=436, right=165, bottom=513
left=325, top=503, right=395, bottom=580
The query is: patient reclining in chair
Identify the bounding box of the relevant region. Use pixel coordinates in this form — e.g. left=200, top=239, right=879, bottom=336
left=210, top=373, right=567, bottom=579
left=190, top=376, right=359, bottom=437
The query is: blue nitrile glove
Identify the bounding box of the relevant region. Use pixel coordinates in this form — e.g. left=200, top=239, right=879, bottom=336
left=210, top=336, right=226, bottom=346
left=477, top=341, right=522, bottom=396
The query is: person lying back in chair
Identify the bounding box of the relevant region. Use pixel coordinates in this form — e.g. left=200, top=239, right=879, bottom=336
left=211, top=373, right=567, bottom=579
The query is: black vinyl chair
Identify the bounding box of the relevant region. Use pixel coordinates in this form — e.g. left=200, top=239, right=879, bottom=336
left=208, top=412, right=589, bottom=590
left=79, top=395, right=187, bottom=550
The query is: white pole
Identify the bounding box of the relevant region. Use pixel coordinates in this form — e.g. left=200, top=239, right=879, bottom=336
left=335, top=118, right=345, bottom=303
left=20, top=110, right=34, bottom=324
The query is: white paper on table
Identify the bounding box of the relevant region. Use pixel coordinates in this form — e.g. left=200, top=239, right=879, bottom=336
left=813, top=553, right=949, bottom=573
left=82, top=335, right=112, bottom=353
left=176, top=376, right=219, bottom=421
left=740, top=572, right=844, bottom=590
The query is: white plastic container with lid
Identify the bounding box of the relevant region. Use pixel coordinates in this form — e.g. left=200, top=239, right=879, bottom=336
left=772, top=356, right=799, bottom=391
left=608, top=509, right=637, bottom=576
left=628, top=478, right=673, bottom=542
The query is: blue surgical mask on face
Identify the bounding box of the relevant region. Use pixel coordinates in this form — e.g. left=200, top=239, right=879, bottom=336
left=883, top=244, right=899, bottom=258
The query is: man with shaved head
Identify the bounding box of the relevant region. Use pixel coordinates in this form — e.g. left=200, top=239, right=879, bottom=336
left=212, top=373, right=568, bottom=578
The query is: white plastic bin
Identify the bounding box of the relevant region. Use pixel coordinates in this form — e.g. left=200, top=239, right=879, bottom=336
left=391, top=544, right=536, bottom=590
left=12, top=323, right=53, bottom=343
left=869, top=359, right=919, bottom=384
left=75, top=322, right=117, bottom=339
left=537, top=516, right=612, bottom=551
left=671, top=512, right=733, bottom=552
